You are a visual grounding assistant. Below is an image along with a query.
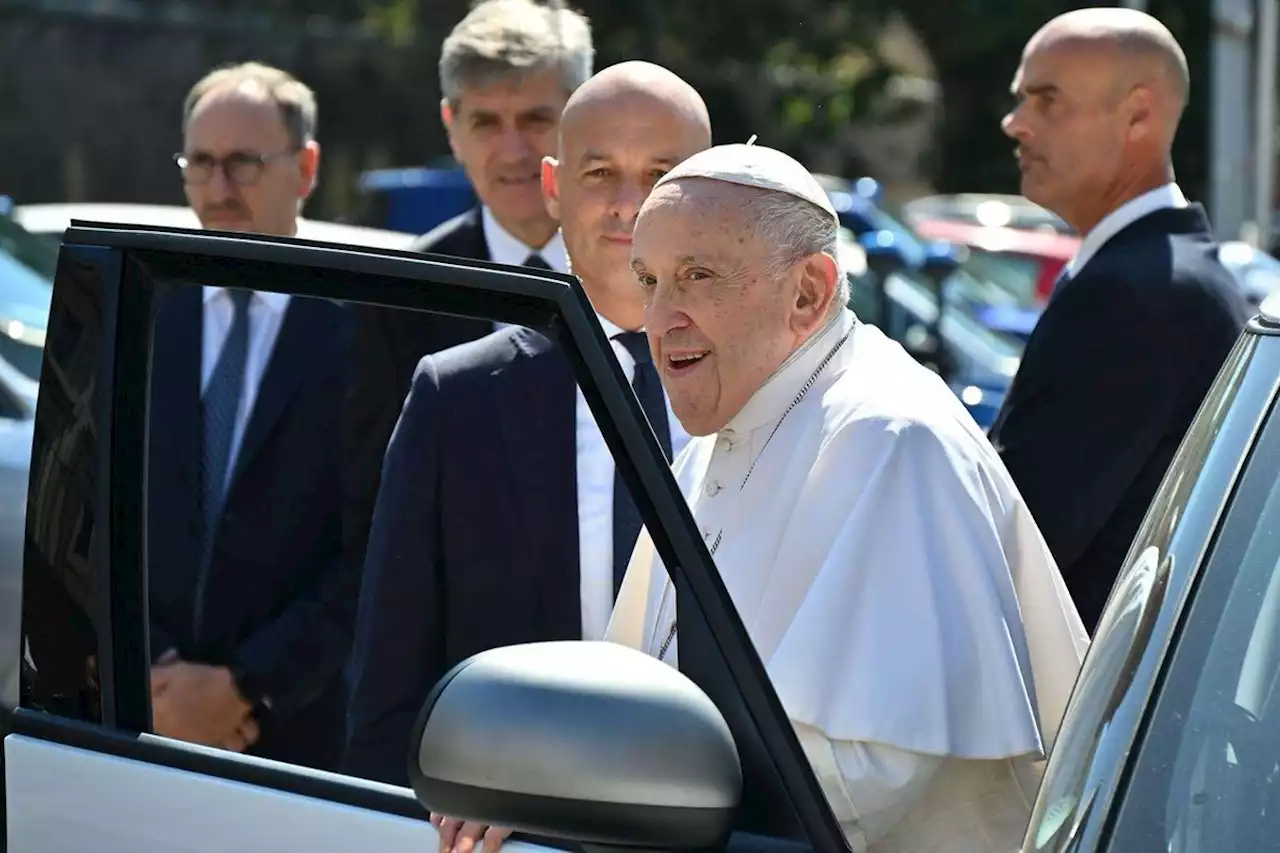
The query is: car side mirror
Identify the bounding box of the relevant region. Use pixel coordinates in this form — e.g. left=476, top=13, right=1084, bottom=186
left=409, top=641, right=743, bottom=852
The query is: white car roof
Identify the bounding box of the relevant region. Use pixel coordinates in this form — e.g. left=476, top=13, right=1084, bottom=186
left=13, top=203, right=417, bottom=251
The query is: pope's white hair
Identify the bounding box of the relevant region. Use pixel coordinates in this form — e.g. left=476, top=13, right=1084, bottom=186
left=749, top=190, right=850, bottom=314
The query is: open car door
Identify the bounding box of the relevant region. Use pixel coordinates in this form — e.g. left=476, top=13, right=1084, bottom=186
left=0, top=223, right=850, bottom=853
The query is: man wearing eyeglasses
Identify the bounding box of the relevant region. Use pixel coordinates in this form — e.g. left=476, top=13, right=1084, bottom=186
left=146, top=61, right=359, bottom=774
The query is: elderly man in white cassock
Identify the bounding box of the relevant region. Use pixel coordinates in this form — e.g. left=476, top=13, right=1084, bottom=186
left=432, top=143, right=1090, bottom=853
left=608, top=143, right=1091, bottom=853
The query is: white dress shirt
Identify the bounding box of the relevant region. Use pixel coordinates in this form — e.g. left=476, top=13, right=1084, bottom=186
left=481, top=205, right=689, bottom=640
left=577, top=312, right=691, bottom=641
left=1068, top=182, right=1188, bottom=277
left=200, top=286, right=291, bottom=486
left=481, top=206, right=569, bottom=274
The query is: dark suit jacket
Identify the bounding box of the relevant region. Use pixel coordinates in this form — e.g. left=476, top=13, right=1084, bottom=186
left=341, top=207, right=495, bottom=586
left=988, top=204, right=1250, bottom=632
left=342, top=326, right=582, bottom=786
left=148, top=289, right=361, bottom=771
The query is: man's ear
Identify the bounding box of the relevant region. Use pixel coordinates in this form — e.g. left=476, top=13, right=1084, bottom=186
left=791, top=252, right=838, bottom=334
left=440, top=98, right=462, bottom=160
left=298, top=141, right=321, bottom=199
left=541, top=156, right=562, bottom=221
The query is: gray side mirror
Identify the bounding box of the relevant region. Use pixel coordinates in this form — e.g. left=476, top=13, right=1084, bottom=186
left=408, top=640, right=743, bottom=851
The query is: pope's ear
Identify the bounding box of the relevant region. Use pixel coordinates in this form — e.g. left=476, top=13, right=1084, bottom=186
left=791, top=252, right=839, bottom=333
left=541, top=156, right=562, bottom=221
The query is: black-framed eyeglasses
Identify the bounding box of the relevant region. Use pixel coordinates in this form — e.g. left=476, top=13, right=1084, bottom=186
left=173, top=147, right=299, bottom=187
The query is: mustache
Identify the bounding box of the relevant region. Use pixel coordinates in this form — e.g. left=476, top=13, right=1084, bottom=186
left=202, top=201, right=248, bottom=215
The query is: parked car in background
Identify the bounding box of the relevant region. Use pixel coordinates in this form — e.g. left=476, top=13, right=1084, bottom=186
left=13, top=202, right=417, bottom=251
left=902, top=192, right=1074, bottom=235
left=907, top=214, right=1080, bottom=309
left=1217, top=240, right=1280, bottom=309
left=841, top=229, right=1022, bottom=429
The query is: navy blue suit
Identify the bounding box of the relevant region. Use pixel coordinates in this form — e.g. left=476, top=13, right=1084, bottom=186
left=342, top=326, right=581, bottom=786
left=989, top=204, right=1250, bottom=631
left=147, top=288, right=360, bottom=771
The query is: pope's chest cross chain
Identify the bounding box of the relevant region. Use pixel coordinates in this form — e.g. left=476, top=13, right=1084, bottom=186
left=656, top=326, right=853, bottom=662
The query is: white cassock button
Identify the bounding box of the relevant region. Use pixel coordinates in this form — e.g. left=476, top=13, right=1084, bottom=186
left=705, top=479, right=722, bottom=496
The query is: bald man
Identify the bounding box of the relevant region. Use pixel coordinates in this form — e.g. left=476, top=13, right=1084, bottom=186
left=990, top=8, right=1250, bottom=632
left=341, top=61, right=713, bottom=785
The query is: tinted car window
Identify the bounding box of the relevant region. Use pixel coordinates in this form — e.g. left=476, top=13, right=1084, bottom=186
left=1105, top=341, right=1280, bottom=851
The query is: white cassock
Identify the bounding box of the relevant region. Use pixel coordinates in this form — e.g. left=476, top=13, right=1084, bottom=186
left=606, top=307, right=1090, bottom=853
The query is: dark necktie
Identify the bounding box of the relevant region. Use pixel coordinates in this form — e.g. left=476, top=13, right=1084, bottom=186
left=200, top=288, right=252, bottom=545
left=611, top=330, right=672, bottom=597
left=523, top=253, right=551, bottom=270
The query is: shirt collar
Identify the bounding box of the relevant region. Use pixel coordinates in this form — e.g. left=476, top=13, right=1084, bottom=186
left=202, top=286, right=290, bottom=314
left=722, top=308, right=855, bottom=438
left=1068, top=182, right=1187, bottom=276
left=481, top=206, right=569, bottom=273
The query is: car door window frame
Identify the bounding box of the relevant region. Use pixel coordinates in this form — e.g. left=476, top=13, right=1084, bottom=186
left=11, top=223, right=847, bottom=852
left=1102, top=337, right=1280, bottom=851
left=1024, top=329, right=1280, bottom=853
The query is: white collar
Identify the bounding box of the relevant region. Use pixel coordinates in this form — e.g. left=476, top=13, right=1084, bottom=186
left=722, top=308, right=854, bottom=437
left=481, top=206, right=569, bottom=273
left=202, top=286, right=290, bottom=314
left=1068, top=182, right=1187, bottom=276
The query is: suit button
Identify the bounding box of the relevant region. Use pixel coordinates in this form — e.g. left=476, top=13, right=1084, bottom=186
left=705, top=480, right=722, bottom=496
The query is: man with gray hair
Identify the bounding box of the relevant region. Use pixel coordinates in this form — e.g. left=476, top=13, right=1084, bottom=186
left=342, top=0, right=595, bottom=583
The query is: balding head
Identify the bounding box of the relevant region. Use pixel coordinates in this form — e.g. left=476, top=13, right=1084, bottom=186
left=559, top=60, right=711, bottom=153
left=1003, top=8, right=1187, bottom=235
left=1033, top=8, right=1189, bottom=121
left=541, top=61, right=712, bottom=330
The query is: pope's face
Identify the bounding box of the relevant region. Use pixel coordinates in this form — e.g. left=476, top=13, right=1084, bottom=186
left=631, top=180, right=835, bottom=436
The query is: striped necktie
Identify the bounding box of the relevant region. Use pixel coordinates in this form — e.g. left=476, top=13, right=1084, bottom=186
left=200, top=288, right=252, bottom=543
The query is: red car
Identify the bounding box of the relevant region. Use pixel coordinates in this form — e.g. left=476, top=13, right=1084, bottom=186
left=910, top=216, right=1080, bottom=307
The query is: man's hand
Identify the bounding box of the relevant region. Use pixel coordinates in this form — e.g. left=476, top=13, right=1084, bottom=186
left=430, top=813, right=512, bottom=853
left=150, top=658, right=258, bottom=752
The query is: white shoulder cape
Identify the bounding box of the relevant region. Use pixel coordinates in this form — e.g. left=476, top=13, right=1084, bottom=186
left=608, top=322, right=1088, bottom=760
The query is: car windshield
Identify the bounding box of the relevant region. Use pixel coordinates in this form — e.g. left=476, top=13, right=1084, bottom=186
left=868, top=203, right=1037, bottom=345
left=1101, top=335, right=1280, bottom=852
left=0, top=212, right=59, bottom=281
left=954, top=248, right=1044, bottom=308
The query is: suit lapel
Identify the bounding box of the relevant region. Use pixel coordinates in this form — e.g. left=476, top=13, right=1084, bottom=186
left=225, top=297, right=313, bottom=490
left=461, top=207, right=491, bottom=260
left=496, top=329, right=581, bottom=639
